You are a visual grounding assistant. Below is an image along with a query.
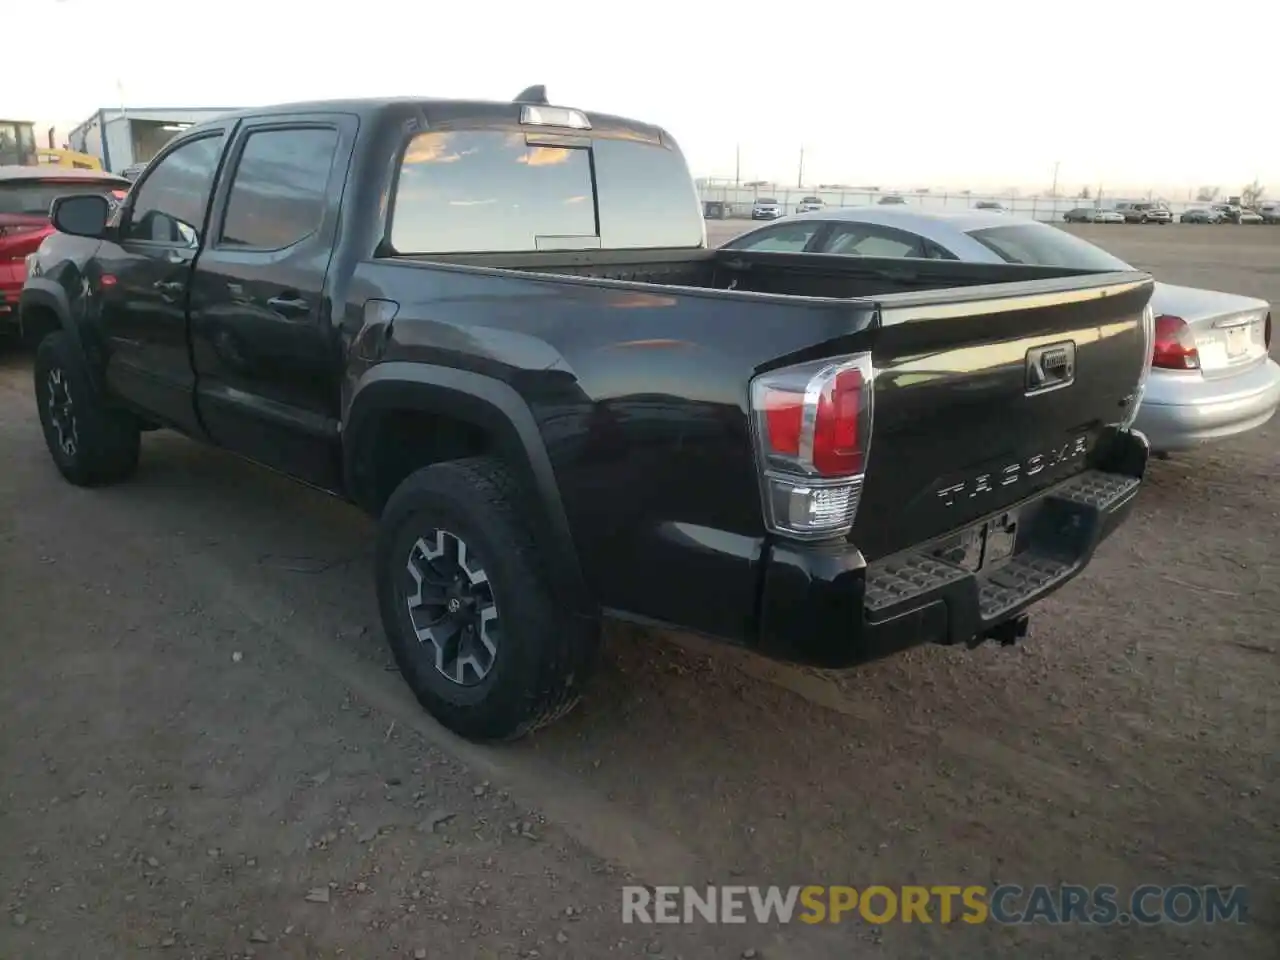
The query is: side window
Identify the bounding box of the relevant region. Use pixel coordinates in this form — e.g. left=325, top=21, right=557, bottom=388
left=391, top=131, right=597, bottom=254
left=822, top=224, right=925, bottom=259
left=735, top=223, right=821, bottom=253
left=220, top=128, right=339, bottom=249
left=922, top=240, right=959, bottom=260
left=123, top=134, right=224, bottom=245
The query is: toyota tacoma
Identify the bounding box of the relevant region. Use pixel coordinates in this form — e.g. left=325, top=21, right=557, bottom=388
left=21, top=87, right=1155, bottom=741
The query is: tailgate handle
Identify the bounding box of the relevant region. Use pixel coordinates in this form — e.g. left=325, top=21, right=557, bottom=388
left=1026, top=341, right=1076, bottom=395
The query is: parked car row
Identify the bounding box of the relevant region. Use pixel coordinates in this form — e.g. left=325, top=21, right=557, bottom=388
left=724, top=206, right=1278, bottom=456
left=1064, top=204, right=1170, bottom=224
left=1062, top=203, right=1275, bottom=225
left=749, top=196, right=828, bottom=218
left=1064, top=207, right=1127, bottom=224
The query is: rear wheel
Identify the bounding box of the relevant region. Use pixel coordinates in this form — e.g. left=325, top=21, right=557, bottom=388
left=33, top=331, right=140, bottom=486
left=375, top=456, right=599, bottom=741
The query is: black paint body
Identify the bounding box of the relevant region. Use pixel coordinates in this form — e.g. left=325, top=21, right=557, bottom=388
left=21, top=97, right=1153, bottom=667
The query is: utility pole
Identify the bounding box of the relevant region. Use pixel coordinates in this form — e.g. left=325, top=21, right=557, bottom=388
left=1051, top=160, right=1060, bottom=198
left=734, top=144, right=740, bottom=188
left=797, top=146, right=805, bottom=189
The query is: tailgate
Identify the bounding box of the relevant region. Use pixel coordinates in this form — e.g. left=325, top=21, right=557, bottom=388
left=852, top=273, right=1153, bottom=561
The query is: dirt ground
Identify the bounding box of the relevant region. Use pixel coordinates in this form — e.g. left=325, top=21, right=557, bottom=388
left=2, top=225, right=1277, bottom=960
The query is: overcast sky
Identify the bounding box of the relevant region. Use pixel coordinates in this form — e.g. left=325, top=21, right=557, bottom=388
left=12, top=0, right=1278, bottom=195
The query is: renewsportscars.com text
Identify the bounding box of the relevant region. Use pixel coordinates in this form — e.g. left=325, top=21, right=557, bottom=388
left=622, top=884, right=1250, bottom=926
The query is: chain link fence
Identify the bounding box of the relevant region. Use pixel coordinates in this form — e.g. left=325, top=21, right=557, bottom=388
left=695, top=180, right=1203, bottom=223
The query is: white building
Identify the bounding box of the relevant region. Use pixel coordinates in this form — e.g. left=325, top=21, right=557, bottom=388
left=67, top=107, right=239, bottom=174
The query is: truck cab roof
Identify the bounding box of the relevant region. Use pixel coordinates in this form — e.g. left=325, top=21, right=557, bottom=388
left=188, top=95, right=671, bottom=148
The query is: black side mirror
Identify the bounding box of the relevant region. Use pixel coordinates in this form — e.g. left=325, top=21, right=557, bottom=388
left=50, top=194, right=111, bottom=239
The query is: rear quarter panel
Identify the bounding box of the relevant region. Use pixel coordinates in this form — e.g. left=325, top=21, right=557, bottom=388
left=347, top=259, right=876, bottom=640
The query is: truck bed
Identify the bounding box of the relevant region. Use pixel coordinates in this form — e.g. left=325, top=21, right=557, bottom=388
left=391, top=246, right=1101, bottom=302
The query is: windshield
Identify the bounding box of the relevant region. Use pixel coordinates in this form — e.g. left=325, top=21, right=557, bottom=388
left=757, top=198, right=777, bottom=204
left=0, top=179, right=126, bottom=217
left=966, top=223, right=1132, bottom=271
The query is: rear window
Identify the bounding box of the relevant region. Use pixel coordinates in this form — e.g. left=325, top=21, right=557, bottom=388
left=966, top=223, right=1132, bottom=271
left=389, top=130, right=703, bottom=254
left=0, top=179, right=127, bottom=217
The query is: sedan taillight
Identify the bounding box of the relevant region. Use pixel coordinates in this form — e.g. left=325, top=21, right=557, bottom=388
left=1152, top=315, right=1200, bottom=370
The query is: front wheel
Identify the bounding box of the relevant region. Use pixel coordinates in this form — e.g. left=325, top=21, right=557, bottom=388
left=375, top=456, right=600, bottom=741
left=33, top=331, right=140, bottom=486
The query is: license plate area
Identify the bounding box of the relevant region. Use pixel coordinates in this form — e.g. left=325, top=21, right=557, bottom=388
left=1225, top=324, right=1251, bottom=358
left=930, top=510, right=1020, bottom=573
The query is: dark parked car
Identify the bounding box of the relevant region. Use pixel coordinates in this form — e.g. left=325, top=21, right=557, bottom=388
left=1180, top=208, right=1223, bottom=224
left=1115, top=202, right=1172, bottom=224
left=703, top=200, right=732, bottom=219
left=1063, top=207, right=1096, bottom=223
left=22, top=88, right=1154, bottom=741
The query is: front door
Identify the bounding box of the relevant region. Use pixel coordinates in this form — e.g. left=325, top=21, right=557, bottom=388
left=95, top=130, right=229, bottom=436
left=187, top=115, right=354, bottom=491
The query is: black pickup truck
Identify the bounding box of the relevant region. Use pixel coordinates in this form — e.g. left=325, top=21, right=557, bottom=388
left=21, top=88, right=1155, bottom=741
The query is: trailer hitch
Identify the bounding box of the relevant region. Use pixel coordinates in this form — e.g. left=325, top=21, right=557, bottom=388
left=969, top=613, right=1030, bottom=649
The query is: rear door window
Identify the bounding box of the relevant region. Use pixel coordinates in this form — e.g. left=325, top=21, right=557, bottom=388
left=219, top=127, right=339, bottom=250
left=389, top=130, right=703, bottom=254
left=821, top=223, right=927, bottom=258
left=732, top=223, right=821, bottom=252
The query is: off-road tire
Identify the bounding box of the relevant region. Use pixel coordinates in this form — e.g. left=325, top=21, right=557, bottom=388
left=33, top=331, right=140, bottom=486
left=375, top=455, right=599, bottom=741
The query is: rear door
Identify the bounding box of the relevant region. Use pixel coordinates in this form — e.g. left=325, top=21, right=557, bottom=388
left=187, top=113, right=355, bottom=490
left=96, top=129, right=229, bottom=436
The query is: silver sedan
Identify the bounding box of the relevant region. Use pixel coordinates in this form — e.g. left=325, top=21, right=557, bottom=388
left=723, top=208, right=1280, bottom=452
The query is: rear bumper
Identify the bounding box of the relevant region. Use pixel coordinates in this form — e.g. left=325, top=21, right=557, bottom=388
left=1136, top=359, right=1280, bottom=451
left=754, top=430, right=1148, bottom=668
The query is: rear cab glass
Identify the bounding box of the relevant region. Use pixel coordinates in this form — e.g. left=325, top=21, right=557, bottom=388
left=388, top=129, right=704, bottom=254
left=966, top=223, right=1132, bottom=272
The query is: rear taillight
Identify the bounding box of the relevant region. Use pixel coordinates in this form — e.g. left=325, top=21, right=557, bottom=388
left=750, top=354, right=873, bottom=539
left=1152, top=314, right=1200, bottom=370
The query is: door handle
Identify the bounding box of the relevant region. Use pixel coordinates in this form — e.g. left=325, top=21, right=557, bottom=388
left=153, top=280, right=185, bottom=296
left=267, top=295, right=311, bottom=316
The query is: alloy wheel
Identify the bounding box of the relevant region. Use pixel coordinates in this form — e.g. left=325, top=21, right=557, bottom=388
left=46, top=368, right=79, bottom=457
left=404, top=528, right=500, bottom=686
